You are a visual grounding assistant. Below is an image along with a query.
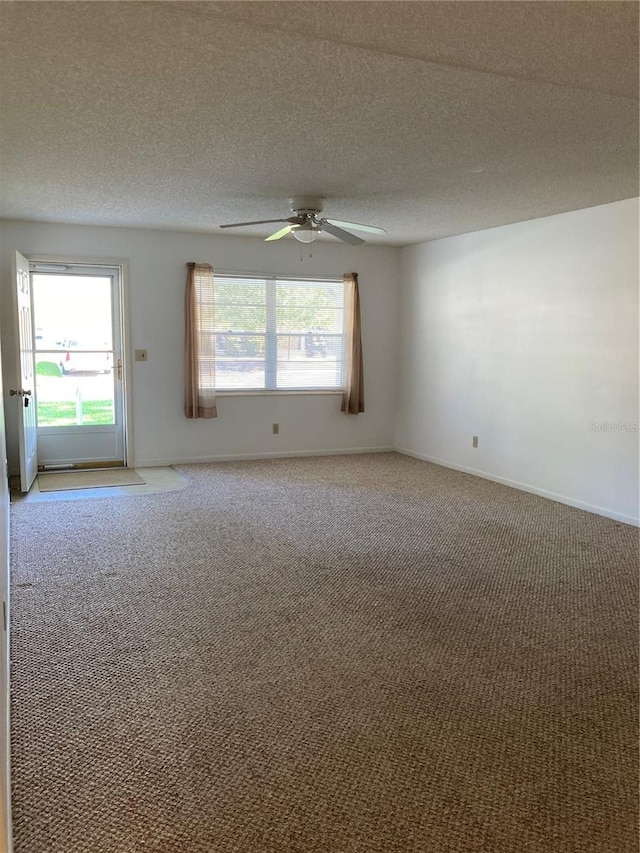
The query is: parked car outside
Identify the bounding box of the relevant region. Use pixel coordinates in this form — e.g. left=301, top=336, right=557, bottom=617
left=305, top=331, right=327, bottom=357
left=58, top=340, right=112, bottom=374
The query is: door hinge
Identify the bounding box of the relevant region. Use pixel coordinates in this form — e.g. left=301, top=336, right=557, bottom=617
left=2, top=600, right=6, bottom=632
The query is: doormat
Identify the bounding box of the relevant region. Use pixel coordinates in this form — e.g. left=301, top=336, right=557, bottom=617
left=37, top=469, right=145, bottom=492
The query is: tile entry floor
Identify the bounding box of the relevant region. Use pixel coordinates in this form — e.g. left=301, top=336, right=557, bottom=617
left=12, top=467, right=188, bottom=503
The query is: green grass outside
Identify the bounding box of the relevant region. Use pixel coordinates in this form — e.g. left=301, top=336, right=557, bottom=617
left=37, top=399, right=114, bottom=427
left=35, top=360, right=62, bottom=377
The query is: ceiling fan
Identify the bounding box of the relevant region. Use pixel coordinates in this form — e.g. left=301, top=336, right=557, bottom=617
left=220, top=196, right=387, bottom=245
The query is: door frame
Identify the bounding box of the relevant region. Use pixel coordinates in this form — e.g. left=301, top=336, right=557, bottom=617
left=26, top=255, right=134, bottom=468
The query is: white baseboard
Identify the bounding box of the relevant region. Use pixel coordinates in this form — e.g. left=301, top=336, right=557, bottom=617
left=395, top=447, right=640, bottom=527
left=136, top=446, right=394, bottom=467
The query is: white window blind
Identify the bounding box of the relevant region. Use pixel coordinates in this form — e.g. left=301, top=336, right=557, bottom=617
left=212, top=275, right=345, bottom=391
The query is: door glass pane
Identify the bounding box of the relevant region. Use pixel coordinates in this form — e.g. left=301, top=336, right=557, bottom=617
left=32, top=275, right=115, bottom=426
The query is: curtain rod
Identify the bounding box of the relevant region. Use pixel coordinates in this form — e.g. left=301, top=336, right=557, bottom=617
left=212, top=269, right=344, bottom=283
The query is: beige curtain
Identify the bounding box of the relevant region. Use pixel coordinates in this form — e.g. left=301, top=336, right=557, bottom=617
left=184, top=262, right=218, bottom=419
left=341, top=272, right=365, bottom=415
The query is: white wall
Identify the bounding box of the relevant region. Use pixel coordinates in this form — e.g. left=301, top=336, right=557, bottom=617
left=396, top=199, right=640, bottom=525
left=2, top=202, right=638, bottom=525
left=0, top=222, right=400, bottom=469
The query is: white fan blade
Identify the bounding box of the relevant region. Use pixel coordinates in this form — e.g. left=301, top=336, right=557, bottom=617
left=220, top=218, right=289, bottom=229
left=265, top=225, right=294, bottom=242
left=325, top=218, right=387, bottom=235
left=321, top=221, right=365, bottom=245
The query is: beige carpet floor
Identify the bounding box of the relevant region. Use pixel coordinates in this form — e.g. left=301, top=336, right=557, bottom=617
left=9, top=453, right=639, bottom=852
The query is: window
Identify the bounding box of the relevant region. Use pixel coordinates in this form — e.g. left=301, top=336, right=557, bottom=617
left=211, top=274, right=345, bottom=391
left=185, top=267, right=363, bottom=419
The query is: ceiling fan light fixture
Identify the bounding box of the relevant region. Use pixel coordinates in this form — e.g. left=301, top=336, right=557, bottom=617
left=292, top=222, right=319, bottom=243
left=220, top=196, right=385, bottom=245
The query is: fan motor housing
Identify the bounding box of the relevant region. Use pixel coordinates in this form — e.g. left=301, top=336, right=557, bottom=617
left=289, top=196, right=324, bottom=215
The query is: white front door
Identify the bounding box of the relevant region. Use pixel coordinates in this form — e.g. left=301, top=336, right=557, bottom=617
left=0, top=302, right=14, bottom=852
left=31, top=265, right=127, bottom=469
left=13, top=252, right=37, bottom=493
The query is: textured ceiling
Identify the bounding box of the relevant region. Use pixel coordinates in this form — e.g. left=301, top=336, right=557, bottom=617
left=0, top=1, right=638, bottom=247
